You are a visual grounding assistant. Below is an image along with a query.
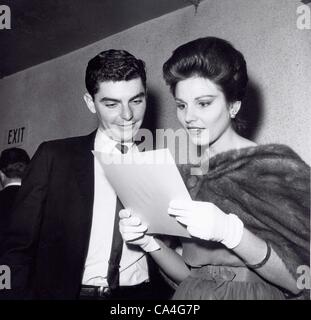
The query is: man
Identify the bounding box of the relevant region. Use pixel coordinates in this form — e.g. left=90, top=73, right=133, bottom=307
left=0, top=148, right=30, bottom=245
left=0, top=50, right=171, bottom=300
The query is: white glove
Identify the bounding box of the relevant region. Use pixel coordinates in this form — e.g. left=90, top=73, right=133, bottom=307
left=119, top=209, right=160, bottom=252
left=168, top=200, right=244, bottom=249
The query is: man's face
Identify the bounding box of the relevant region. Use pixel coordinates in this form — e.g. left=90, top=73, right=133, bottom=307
left=84, top=78, right=146, bottom=142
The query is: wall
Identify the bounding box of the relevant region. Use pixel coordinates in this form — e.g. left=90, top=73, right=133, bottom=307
left=0, top=0, right=310, bottom=164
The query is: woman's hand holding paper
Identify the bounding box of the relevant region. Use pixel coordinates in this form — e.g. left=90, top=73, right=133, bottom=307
left=119, top=209, right=160, bottom=252
left=168, top=200, right=244, bottom=249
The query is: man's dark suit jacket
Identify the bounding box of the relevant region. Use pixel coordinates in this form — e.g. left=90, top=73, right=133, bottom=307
left=0, top=131, right=171, bottom=299
left=0, top=185, right=21, bottom=245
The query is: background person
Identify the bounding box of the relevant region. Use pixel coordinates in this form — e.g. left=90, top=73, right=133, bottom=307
left=0, top=147, right=30, bottom=246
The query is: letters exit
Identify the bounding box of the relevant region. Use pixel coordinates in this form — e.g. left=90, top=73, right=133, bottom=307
left=7, top=127, right=26, bottom=145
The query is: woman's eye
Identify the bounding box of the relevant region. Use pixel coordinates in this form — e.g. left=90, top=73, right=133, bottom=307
left=198, top=101, right=211, bottom=108
left=176, top=104, right=185, bottom=110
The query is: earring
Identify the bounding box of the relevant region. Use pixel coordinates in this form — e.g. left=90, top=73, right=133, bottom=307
left=230, top=112, right=236, bottom=119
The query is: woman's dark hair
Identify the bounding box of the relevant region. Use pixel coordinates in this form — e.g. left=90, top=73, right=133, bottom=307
left=85, top=49, right=146, bottom=98
left=163, top=37, right=248, bottom=131
left=163, top=37, right=248, bottom=101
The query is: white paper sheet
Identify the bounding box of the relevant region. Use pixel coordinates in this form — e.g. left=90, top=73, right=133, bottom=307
left=93, top=148, right=191, bottom=238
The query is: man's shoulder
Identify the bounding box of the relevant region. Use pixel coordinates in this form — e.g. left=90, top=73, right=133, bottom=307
left=38, top=130, right=96, bottom=153
left=45, top=131, right=95, bottom=146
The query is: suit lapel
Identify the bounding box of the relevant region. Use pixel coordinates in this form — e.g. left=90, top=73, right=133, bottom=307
left=72, top=130, right=96, bottom=239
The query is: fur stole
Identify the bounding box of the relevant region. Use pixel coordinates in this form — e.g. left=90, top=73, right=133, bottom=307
left=179, top=144, right=310, bottom=282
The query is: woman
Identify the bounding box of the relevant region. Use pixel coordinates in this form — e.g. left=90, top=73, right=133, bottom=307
left=119, top=37, right=310, bottom=299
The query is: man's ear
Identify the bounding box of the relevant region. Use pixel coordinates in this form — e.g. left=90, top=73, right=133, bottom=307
left=84, top=93, right=96, bottom=114
left=229, top=101, right=241, bottom=119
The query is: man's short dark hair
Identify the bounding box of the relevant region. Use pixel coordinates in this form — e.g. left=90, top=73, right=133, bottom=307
left=85, top=49, right=147, bottom=98
left=0, top=147, right=30, bottom=179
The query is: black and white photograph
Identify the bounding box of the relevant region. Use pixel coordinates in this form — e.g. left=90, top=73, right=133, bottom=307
left=0, top=0, right=310, bottom=305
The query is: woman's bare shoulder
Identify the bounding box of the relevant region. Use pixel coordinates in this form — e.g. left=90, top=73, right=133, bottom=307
left=236, top=136, right=257, bottom=149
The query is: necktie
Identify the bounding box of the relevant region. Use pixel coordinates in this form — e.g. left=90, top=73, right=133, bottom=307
left=115, top=143, right=129, bottom=154
left=107, top=143, right=128, bottom=289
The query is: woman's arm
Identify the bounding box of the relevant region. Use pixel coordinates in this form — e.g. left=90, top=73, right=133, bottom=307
left=233, top=228, right=300, bottom=294
left=169, top=199, right=301, bottom=295
left=149, top=238, right=190, bottom=284
left=119, top=209, right=190, bottom=284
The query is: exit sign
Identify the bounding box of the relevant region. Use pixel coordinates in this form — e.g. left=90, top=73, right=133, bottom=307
left=3, top=125, right=28, bottom=148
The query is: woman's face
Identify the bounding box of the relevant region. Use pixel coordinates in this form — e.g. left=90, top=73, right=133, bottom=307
left=174, top=76, right=235, bottom=148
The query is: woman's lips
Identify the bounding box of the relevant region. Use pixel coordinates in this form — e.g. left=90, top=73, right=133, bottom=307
left=187, top=127, right=205, bottom=134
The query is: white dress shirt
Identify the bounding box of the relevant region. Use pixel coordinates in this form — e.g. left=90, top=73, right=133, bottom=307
left=3, top=181, right=22, bottom=188
left=82, top=128, right=149, bottom=286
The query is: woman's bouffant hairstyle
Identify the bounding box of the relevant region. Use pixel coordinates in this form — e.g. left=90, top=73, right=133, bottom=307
left=162, top=37, right=248, bottom=131
left=85, top=49, right=146, bottom=98
left=163, top=37, right=248, bottom=102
